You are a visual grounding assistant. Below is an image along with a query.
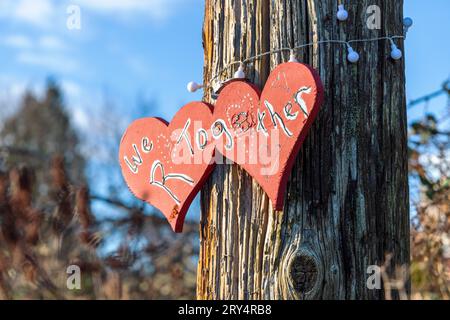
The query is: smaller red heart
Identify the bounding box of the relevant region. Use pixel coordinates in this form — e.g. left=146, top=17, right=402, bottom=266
left=119, top=102, right=215, bottom=232
left=213, top=62, right=323, bottom=209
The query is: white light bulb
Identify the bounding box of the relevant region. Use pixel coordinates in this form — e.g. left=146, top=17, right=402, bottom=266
left=390, top=42, right=402, bottom=60
left=187, top=81, right=202, bottom=93
left=337, top=4, right=348, bottom=21
left=234, top=64, right=246, bottom=79
left=403, top=17, right=413, bottom=28
left=347, top=46, right=359, bottom=63
left=403, top=17, right=413, bottom=37
left=289, top=51, right=298, bottom=63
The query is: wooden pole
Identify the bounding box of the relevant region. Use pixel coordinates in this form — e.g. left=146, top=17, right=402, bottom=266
left=197, top=0, right=409, bottom=300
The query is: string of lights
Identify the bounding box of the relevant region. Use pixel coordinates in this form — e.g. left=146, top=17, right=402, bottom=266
left=187, top=8, right=414, bottom=94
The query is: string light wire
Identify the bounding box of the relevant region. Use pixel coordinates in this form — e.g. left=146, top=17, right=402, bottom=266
left=202, top=35, right=405, bottom=93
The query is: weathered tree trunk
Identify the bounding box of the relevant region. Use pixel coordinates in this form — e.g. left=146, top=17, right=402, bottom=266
left=198, top=0, right=409, bottom=299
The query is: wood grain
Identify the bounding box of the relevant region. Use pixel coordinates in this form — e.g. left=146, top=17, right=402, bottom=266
left=197, top=0, right=409, bottom=300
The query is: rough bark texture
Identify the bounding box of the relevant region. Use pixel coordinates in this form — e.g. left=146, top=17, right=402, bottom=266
left=197, top=0, right=409, bottom=300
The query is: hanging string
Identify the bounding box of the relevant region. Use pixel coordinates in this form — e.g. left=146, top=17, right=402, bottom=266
left=197, top=35, right=405, bottom=93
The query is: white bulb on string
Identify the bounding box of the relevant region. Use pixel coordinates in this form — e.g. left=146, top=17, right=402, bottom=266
left=196, top=34, right=408, bottom=91
left=403, top=17, right=413, bottom=37
left=234, top=63, right=246, bottom=79
left=289, top=50, right=298, bottom=63
left=390, top=41, right=402, bottom=60
left=337, top=4, right=348, bottom=21
left=347, top=45, right=359, bottom=63
left=187, top=81, right=202, bottom=93
left=403, top=17, right=413, bottom=29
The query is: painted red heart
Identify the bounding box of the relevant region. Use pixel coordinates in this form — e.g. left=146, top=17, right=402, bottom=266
left=119, top=102, right=215, bottom=232
left=213, top=62, right=323, bottom=209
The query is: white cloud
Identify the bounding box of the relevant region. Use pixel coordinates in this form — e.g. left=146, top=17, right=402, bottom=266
left=38, top=35, right=66, bottom=51
left=76, top=0, right=181, bottom=21
left=72, top=107, right=90, bottom=131
left=0, top=75, right=38, bottom=96
left=126, top=57, right=150, bottom=77
left=61, top=79, right=82, bottom=98
left=17, top=51, right=78, bottom=73
left=5, top=0, right=55, bottom=27
left=0, top=75, right=27, bottom=101
left=0, top=0, right=186, bottom=28
left=2, top=34, right=32, bottom=49
left=2, top=34, right=66, bottom=52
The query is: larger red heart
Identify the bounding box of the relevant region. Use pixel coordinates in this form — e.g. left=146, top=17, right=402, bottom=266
left=213, top=62, right=323, bottom=209
left=118, top=102, right=215, bottom=232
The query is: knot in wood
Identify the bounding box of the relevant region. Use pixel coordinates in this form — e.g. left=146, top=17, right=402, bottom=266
left=289, top=252, right=319, bottom=294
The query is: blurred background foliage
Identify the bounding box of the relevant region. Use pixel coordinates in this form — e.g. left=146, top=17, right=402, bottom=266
left=408, top=80, right=450, bottom=299
left=0, top=83, right=198, bottom=299
left=0, top=78, right=448, bottom=299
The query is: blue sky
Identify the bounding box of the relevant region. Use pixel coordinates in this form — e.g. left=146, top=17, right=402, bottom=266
left=0, top=0, right=449, bottom=223
left=0, top=0, right=205, bottom=125
left=0, top=1, right=448, bottom=127
left=404, top=0, right=450, bottom=120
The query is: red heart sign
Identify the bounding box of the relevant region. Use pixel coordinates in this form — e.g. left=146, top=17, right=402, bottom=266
left=213, top=62, right=323, bottom=209
left=119, top=62, right=323, bottom=232
left=119, top=102, right=215, bottom=232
